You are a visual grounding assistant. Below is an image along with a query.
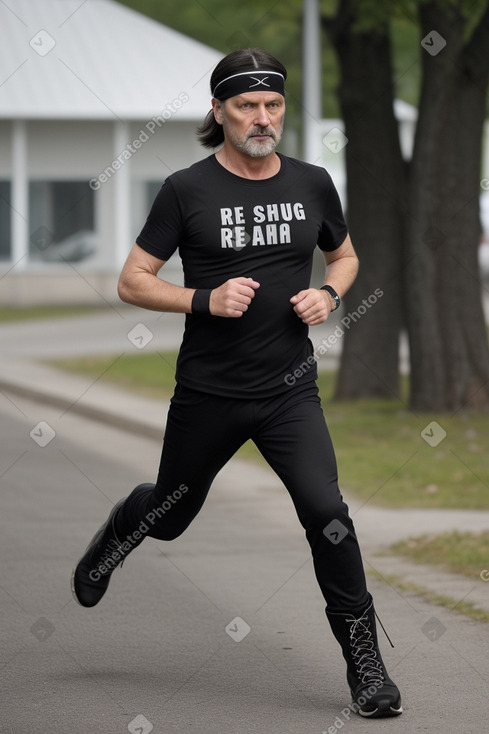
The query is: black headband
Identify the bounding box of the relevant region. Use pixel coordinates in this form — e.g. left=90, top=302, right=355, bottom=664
left=212, top=70, right=285, bottom=101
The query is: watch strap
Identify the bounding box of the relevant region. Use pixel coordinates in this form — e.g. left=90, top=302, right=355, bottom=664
left=320, top=285, right=340, bottom=311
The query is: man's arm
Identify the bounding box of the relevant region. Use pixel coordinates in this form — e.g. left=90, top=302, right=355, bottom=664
left=118, top=243, right=194, bottom=313
left=290, top=234, right=359, bottom=326
left=118, top=243, right=260, bottom=316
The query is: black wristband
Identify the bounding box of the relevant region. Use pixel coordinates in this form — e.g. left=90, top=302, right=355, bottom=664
left=191, top=289, right=212, bottom=314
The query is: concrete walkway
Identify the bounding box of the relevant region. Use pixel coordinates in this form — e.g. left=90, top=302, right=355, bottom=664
left=1, top=310, right=488, bottom=614
left=1, top=310, right=488, bottom=733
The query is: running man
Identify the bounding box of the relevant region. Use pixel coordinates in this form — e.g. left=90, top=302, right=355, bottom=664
left=72, top=47, right=402, bottom=719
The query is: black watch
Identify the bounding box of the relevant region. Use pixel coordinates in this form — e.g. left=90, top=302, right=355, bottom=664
left=320, top=285, right=341, bottom=311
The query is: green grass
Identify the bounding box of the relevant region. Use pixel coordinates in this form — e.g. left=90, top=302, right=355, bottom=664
left=52, top=351, right=180, bottom=400
left=326, top=388, right=489, bottom=509
left=48, top=352, right=489, bottom=509
left=0, top=306, right=103, bottom=322
left=387, top=531, right=489, bottom=581
left=367, top=569, right=489, bottom=624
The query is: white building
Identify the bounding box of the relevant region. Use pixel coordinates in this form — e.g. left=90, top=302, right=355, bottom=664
left=0, top=0, right=222, bottom=305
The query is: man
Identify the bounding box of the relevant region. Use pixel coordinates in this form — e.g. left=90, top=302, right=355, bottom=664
left=72, top=48, right=402, bottom=719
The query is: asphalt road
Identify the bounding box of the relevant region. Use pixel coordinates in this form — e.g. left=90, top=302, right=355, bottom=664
left=1, top=393, right=488, bottom=734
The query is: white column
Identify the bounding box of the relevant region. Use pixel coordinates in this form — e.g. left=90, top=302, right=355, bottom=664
left=113, top=120, right=131, bottom=270
left=302, top=0, right=322, bottom=165
left=11, top=120, right=28, bottom=268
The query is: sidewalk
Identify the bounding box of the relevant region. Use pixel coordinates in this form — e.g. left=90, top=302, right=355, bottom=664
left=1, top=311, right=489, bottom=617
left=1, top=391, right=487, bottom=734
left=1, top=312, right=489, bottom=733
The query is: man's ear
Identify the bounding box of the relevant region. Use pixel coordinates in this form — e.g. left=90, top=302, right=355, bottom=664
left=212, top=98, right=223, bottom=125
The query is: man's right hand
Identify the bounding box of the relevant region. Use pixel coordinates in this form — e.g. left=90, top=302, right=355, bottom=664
left=209, top=277, right=260, bottom=317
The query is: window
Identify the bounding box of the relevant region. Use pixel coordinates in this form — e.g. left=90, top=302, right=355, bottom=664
left=29, top=181, right=96, bottom=263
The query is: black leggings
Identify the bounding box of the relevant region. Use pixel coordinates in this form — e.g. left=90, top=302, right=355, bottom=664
left=116, top=382, right=369, bottom=612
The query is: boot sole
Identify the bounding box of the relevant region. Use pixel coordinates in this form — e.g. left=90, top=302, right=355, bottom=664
left=358, top=704, right=403, bottom=718
left=70, top=563, right=84, bottom=607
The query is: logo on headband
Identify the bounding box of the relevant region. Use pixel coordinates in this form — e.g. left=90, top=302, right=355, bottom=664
left=248, top=76, right=270, bottom=89
left=212, top=70, right=285, bottom=100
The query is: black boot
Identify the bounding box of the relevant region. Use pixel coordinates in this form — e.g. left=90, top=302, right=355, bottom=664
left=326, top=595, right=402, bottom=718
left=71, top=498, right=141, bottom=607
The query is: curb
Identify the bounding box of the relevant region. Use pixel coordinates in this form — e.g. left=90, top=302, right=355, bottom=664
left=0, top=372, right=166, bottom=442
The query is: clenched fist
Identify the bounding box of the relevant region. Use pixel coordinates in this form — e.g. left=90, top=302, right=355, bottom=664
left=290, top=288, right=333, bottom=326
left=209, top=277, right=260, bottom=318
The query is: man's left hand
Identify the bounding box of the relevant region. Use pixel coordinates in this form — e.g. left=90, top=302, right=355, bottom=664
left=290, top=288, right=333, bottom=326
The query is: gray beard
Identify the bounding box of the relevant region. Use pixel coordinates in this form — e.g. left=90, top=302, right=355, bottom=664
left=239, top=135, right=278, bottom=158
left=225, top=124, right=283, bottom=158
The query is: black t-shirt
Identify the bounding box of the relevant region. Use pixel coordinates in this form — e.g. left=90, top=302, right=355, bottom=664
left=136, top=153, right=348, bottom=398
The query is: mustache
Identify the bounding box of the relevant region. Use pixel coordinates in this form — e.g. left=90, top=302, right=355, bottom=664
left=247, top=127, right=277, bottom=140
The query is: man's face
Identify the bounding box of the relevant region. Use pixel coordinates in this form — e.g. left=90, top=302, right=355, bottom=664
left=214, top=92, right=285, bottom=158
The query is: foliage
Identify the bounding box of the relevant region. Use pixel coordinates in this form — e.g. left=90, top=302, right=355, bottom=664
left=117, top=0, right=488, bottom=119
left=116, top=0, right=312, bottom=119
left=115, top=0, right=423, bottom=120
left=115, top=0, right=489, bottom=131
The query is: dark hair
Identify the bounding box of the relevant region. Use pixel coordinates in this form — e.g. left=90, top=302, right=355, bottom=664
left=196, top=47, right=287, bottom=149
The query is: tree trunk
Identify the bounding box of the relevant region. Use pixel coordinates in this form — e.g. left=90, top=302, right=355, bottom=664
left=405, top=1, right=489, bottom=411
left=324, top=0, right=406, bottom=400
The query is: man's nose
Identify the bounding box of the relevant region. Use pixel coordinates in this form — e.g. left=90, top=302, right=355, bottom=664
left=254, top=105, right=270, bottom=127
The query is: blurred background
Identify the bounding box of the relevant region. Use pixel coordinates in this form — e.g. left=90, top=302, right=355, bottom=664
left=2, top=0, right=489, bottom=412
left=1, top=7, right=489, bottom=731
